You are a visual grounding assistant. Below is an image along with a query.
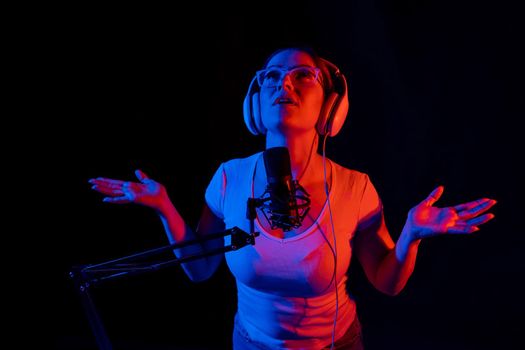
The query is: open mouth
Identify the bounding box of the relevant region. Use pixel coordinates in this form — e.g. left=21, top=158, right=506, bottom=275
left=274, top=97, right=297, bottom=105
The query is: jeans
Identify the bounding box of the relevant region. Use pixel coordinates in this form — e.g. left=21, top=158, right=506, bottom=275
left=320, top=315, right=364, bottom=350
left=232, top=313, right=364, bottom=350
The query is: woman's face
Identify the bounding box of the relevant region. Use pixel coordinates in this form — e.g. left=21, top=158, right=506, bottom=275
left=259, top=49, right=325, bottom=136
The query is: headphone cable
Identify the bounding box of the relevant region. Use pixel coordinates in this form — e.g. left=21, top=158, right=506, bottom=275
left=321, top=133, right=338, bottom=350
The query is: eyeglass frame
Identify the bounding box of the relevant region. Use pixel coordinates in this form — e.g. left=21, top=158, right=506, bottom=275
left=255, top=66, right=323, bottom=88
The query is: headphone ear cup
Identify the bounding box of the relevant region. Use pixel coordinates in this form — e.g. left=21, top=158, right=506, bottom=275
left=251, top=92, right=266, bottom=134
left=317, top=92, right=339, bottom=136
left=321, top=90, right=349, bottom=137
left=328, top=91, right=349, bottom=136
left=317, top=59, right=350, bottom=137
left=243, top=76, right=261, bottom=135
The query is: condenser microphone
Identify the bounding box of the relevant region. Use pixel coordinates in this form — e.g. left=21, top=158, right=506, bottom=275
left=262, top=147, right=311, bottom=231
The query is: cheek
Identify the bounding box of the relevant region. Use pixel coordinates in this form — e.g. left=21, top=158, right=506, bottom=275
left=260, top=91, right=272, bottom=107
left=259, top=88, right=274, bottom=104
left=259, top=93, right=274, bottom=117
left=305, top=92, right=325, bottom=116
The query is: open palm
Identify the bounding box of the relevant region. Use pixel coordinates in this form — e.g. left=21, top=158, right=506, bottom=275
left=89, top=169, right=168, bottom=210
left=407, top=186, right=496, bottom=240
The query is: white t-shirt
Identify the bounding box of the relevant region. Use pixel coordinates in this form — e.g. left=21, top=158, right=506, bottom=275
left=205, top=152, right=382, bottom=349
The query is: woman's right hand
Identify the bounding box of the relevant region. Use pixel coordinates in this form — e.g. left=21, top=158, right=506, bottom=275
left=89, top=169, right=168, bottom=211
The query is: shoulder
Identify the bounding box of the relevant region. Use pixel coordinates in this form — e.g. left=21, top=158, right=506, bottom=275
left=222, top=152, right=262, bottom=168
left=330, top=158, right=370, bottom=185
left=206, top=152, right=261, bottom=194
left=329, top=160, right=381, bottom=207
left=220, top=152, right=262, bottom=174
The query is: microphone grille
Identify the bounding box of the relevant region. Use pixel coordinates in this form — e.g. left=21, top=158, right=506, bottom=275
left=263, top=147, right=292, bottom=180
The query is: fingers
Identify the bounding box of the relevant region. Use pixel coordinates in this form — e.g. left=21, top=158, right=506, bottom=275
left=89, top=178, right=134, bottom=200
left=135, top=169, right=150, bottom=182
left=422, top=185, right=444, bottom=207
left=465, top=213, right=495, bottom=227
left=89, top=177, right=127, bottom=187
left=91, top=185, right=125, bottom=196
left=447, top=212, right=495, bottom=234
left=455, top=198, right=497, bottom=220
left=102, top=196, right=132, bottom=204
left=447, top=224, right=479, bottom=234
left=89, top=177, right=126, bottom=195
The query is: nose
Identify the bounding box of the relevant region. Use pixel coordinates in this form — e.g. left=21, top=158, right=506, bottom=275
left=277, top=73, right=294, bottom=90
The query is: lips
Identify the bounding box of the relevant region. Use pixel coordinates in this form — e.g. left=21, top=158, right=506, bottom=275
left=273, top=96, right=297, bottom=106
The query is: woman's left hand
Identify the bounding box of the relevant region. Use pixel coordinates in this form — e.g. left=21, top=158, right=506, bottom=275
left=406, top=186, right=496, bottom=241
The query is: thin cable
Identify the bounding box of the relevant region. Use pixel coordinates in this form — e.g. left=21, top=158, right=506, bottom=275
left=322, top=133, right=338, bottom=350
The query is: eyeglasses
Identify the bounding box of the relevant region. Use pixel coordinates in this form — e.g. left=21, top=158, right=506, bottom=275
left=255, top=66, right=322, bottom=88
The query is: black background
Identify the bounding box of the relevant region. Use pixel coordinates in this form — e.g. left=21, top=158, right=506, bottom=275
left=36, top=0, right=524, bottom=349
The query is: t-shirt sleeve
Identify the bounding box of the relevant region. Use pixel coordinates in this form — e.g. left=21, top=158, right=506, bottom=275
left=205, top=162, right=226, bottom=220
left=357, top=174, right=383, bottom=231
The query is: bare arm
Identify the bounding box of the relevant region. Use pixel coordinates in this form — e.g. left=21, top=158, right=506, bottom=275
left=352, top=210, right=410, bottom=296
left=353, top=186, right=496, bottom=296
left=157, top=200, right=225, bottom=282
left=353, top=215, right=421, bottom=296
left=89, top=169, right=225, bottom=283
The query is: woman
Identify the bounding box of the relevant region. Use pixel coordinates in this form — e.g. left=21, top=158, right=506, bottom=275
left=89, top=47, right=496, bottom=349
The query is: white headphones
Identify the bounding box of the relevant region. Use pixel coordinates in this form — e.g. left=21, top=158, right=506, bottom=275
left=243, top=57, right=349, bottom=137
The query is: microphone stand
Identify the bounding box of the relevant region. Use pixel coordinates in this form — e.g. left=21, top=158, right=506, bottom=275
left=70, top=199, right=262, bottom=350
